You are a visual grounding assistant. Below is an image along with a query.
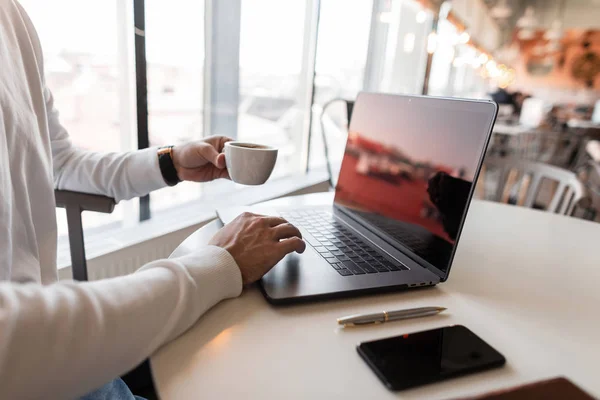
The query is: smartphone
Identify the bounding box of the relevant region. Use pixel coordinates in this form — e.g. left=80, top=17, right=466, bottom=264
left=357, top=325, right=506, bottom=391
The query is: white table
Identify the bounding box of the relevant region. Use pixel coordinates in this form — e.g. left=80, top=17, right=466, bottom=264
left=151, top=193, right=600, bottom=399
left=493, top=122, right=531, bottom=136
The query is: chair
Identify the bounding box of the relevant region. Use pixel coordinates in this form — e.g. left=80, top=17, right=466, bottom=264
left=477, top=158, right=586, bottom=216
left=317, top=98, right=354, bottom=188
left=588, top=163, right=600, bottom=220
left=576, top=161, right=600, bottom=221
left=54, top=190, right=116, bottom=281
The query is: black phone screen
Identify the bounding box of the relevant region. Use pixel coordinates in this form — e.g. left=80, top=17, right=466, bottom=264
left=357, top=325, right=506, bottom=391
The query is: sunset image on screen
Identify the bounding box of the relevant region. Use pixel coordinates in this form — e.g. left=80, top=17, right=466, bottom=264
left=336, top=131, right=467, bottom=243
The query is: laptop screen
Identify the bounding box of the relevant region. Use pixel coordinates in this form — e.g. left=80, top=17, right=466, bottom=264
left=334, top=93, right=496, bottom=278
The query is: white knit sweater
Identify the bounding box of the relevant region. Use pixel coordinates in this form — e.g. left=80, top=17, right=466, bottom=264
left=0, top=1, right=242, bottom=398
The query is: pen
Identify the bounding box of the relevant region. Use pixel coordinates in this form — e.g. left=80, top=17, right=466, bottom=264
left=337, top=306, right=446, bottom=327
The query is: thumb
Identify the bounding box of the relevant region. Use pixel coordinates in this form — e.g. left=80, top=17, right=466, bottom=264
left=216, top=153, right=226, bottom=169
left=197, top=143, right=222, bottom=167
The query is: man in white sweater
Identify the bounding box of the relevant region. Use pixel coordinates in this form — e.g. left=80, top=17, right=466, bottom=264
left=0, top=1, right=306, bottom=399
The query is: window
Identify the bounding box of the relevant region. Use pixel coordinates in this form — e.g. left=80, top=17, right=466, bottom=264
left=19, top=0, right=137, bottom=235
left=238, top=0, right=312, bottom=178
left=428, top=19, right=458, bottom=97
left=309, top=0, right=373, bottom=173
left=146, top=1, right=207, bottom=212
left=428, top=16, right=492, bottom=100
left=452, top=45, right=490, bottom=99
left=364, top=0, right=432, bottom=95
left=310, top=0, right=432, bottom=177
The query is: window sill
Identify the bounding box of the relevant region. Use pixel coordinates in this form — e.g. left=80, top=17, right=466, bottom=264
left=57, top=170, right=330, bottom=274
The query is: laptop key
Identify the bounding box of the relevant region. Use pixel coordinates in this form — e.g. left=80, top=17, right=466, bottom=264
left=326, top=245, right=338, bottom=251
left=303, top=235, right=319, bottom=246
left=324, top=257, right=338, bottom=264
left=383, top=261, right=407, bottom=271
left=382, top=262, right=401, bottom=271
left=357, top=262, right=377, bottom=274
left=372, top=263, right=390, bottom=272
left=336, top=255, right=350, bottom=261
left=337, top=269, right=353, bottom=276
left=313, top=246, right=328, bottom=253
left=332, top=250, right=344, bottom=257
left=330, top=262, right=342, bottom=269
left=341, top=261, right=366, bottom=275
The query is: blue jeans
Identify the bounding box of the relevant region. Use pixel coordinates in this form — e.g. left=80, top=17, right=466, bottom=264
left=80, top=378, right=145, bottom=400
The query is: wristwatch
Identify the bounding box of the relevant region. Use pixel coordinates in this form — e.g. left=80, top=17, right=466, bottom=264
left=157, top=146, right=181, bottom=186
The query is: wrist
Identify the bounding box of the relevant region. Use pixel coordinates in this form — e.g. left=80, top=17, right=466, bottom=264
left=157, top=146, right=181, bottom=186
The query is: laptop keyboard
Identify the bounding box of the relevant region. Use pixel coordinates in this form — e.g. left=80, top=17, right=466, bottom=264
left=281, top=210, right=408, bottom=276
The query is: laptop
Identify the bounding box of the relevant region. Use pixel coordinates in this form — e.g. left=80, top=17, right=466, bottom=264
left=218, top=92, right=497, bottom=304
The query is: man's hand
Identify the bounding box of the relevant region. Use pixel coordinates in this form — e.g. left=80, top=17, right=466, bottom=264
left=209, top=212, right=306, bottom=284
left=172, top=136, right=232, bottom=182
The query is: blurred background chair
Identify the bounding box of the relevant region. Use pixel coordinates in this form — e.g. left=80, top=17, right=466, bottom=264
left=317, top=98, right=354, bottom=188
left=587, top=162, right=600, bottom=221
left=477, top=157, right=586, bottom=216
left=54, top=190, right=116, bottom=281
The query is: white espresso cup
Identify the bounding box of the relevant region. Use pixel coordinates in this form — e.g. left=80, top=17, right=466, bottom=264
left=224, top=141, right=278, bottom=185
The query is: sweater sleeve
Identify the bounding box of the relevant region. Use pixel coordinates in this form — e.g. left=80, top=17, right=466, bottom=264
left=47, top=86, right=169, bottom=202
left=0, top=246, right=242, bottom=400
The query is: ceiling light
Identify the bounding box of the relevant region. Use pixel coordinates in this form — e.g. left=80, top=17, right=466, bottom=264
left=517, top=29, right=536, bottom=40
left=517, top=6, right=537, bottom=29
left=490, top=0, right=512, bottom=19
left=404, top=33, right=415, bottom=53
left=379, top=12, right=393, bottom=24
left=544, top=20, right=563, bottom=41
left=427, top=32, right=438, bottom=54
left=416, top=10, right=427, bottom=24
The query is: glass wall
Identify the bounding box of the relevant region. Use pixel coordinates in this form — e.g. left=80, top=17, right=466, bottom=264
left=238, top=0, right=310, bottom=178
left=310, top=0, right=433, bottom=177
left=309, top=0, right=373, bottom=172
left=18, top=0, right=501, bottom=239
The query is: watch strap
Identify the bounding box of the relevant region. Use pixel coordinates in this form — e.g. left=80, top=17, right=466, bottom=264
left=157, top=146, right=181, bottom=186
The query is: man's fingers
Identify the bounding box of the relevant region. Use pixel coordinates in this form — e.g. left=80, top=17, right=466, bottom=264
left=262, top=216, right=288, bottom=227
left=278, top=237, right=306, bottom=254
left=206, top=135, right=233, bottom=152
left=272, top=223, right=302, bottom=240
